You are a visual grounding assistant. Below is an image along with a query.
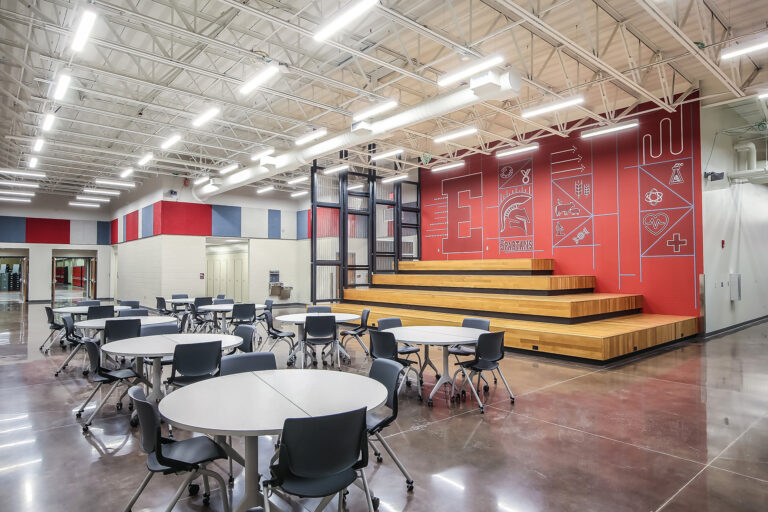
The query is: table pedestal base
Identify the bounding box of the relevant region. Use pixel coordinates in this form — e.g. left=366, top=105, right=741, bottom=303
left=428, top=346, right=454, bottom=402
left=147, top=357, right=164, bottom=402
left=235, top=436, right=263, bottom=512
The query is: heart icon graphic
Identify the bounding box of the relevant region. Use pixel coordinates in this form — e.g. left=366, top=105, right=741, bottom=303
left=643, top=212, right=669, bottom=236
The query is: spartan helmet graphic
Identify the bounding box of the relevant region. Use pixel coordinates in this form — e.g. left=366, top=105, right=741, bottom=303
left=499, top=192, right=532, bottom=235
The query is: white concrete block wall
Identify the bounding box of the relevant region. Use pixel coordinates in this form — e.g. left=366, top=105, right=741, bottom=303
left=249, top=239, right=310, bottom=304
left=160, top=236, right=207, bottom=299
left=115, top=236, right=162, bottom=306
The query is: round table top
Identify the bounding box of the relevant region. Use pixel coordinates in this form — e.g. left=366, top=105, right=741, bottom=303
left=383, top=325, right=487, bottom=345
left=102, top=333, right=242, bottom=358
left=53, top=305, right=131, bottom=315
left=198, top=304, right=235, bottom=312
left=167, top=298, right=194, bottom=304
left=159, top=369, right=386, bottom=437
left=75, top=316, right=177, bottom=330
left=275, top=312, right=360, bottom=324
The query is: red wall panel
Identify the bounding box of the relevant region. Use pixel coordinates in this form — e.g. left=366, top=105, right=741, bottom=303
left=110, top=219, right=118, bottom=245
left=125, top=211, right=139, bottom=241
left=420, top=99, right=703, bottom=317
left=153, top=202, right=162, bottom=236
left=26, top=218, right=69, bottom=244
left=156, top=201, right=212, bottom=236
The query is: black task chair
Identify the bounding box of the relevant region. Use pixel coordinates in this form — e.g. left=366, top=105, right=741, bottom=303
left=119, top=300, right=140, bottom=308
left=262, top=408, right=376, bottom=512
left=307, top=305, right=332, bottom=313
left=123, top=386, right=230, bottom=512
left=166, top=340, right=222, bottom=390
left=216, top=294, right=226, bottom=299
left=54, top=315, right=88, bottom=377
left=170, top=294, right=188, bottom=316
left=213, top=298, right=234, bottom=305
left=77, top=340, right=138, bottom=432
left=377, top=317, right=423, bottom=379
left=141, top=323, right=179, bottom=368
left=367, top=359, right=414, bottom=491
left=191, top=297, right=214, bottom=332
left=87, top=305, right=114, bottom=320
left=77, top=300, right=100, bottom=307
left=448, top=318, right=492, bottom=388
left=40, top=306, right=64, bottom=352
left=104, top=318, right=141, bottom=343
left=340, top=308, right=371, bottom=357
left=229, top=303, right=256, bottom=329
left=119, top=308, right=149, bottom=317
left=369, top=330, right=421, bottom=400
left=156, top=297, right=172, bottom=315
left=263, top=310, right=296, bottom=361
left=220, top=352, right=277, bottom=376
left=451, top=331, right=514, bottom=413
left=254, top=299, right=274, bottom=346
left=303, top=315, right=339, bottom=369
left=231, top=324, right=256, bottom=354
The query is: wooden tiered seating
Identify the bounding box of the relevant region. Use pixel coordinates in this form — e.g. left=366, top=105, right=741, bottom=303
left=335, top=257, right=699, bottom=361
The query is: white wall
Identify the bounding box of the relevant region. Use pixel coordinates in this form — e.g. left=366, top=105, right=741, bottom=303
left=0, top=192, right=111, bottom=220
left=249, top=239, right=311, bottom=304
left=701, top=106, right=768, bottom=332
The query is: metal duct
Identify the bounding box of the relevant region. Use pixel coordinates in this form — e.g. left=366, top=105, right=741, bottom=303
left=734, top=141, right=757, bottom=171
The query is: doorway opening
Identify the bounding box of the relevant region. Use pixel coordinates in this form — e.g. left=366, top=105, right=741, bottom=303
left=0, top=256, right=27, bottom=303
left=52, top=257, right=96, bottom=303
left=205, top=238, right=249, bottom=302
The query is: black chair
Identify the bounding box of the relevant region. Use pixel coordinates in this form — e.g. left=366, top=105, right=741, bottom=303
left=166, top=340, right=222, bottom=390
left=340, top=308, right=371, bottom=357
left=54, top=315, right=87, bottom=377
left=263, top=310, right=295, bottom=361
left=191, top=297, right=214, bottom=332
left=369, top=330, right=421, bottom=400
left=216, top=294, right=226, bottom=299
left=119, top=300, right=140, bottom=308
left=119, top=308, right=149, bottom=317
left=170, top=294, right=188, bottom=315
left=40, top=306, right=64, bottom=352
left=213, top=298, right=234, bottom=305
left=303, top=315, right=339, bottom=369
left=220, top=352, right=277, bottom=376
left=87, top=305, right=114, bottom=320
left=378, top=317, right=424, bottom=379
left=104, top=318, right=141, bottom=343
left=122, top=386, right=230, bottom=512
left=77, top=340, right=138, bottom=432
left=254, top=299, right=274, bottom=346
left=77, top=300, right=100, bottom=307
left=448, top=318, right=492, bottom=387
left=451, top=331, right=514, bottom=413
left=156, top=297, right=172, bottom=315
left=172, top=294, right=188, bottom=299
left=141, top=323, right=179, bottom=368
left=229, top=303, right=256, bottom=329
left=307, top=305, right=332, bottom=313
left=232, top=324, right=256, bottom=354
left=262, top=408, right=375, bottom=512
left=367, top=359, right=414, bottom=491
left=194, top=297, right=213, bottom=308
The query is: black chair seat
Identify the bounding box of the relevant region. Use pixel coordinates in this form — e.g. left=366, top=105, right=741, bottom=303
left=398, top=345, right=419, bottom=355
left=144, top=356, right=173, bottom=366
left=93, top=368, right=137, bottom=383
left=277, top=468, right=358, bottom=499
left=167, top=374, right=214, bottom=387
left=50, top=322, right=64, bottom=330
left=458, top=359, right=499, bottom=372
left=395, top=357, right=416, bottom=367
left=270, top=329, right=295, bottom=339
left=340, top=327, right=363, bottom=337
left=305, top=336, right=334, bottom=346
left=366, top=408, right=392, bottom=433
left=147, top=436, right=227, bottom=473
left=447, top=345, right=475, bottom=356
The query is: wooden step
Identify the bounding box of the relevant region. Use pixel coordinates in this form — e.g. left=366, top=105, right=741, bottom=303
left=342, top=287, right=642, bottom=322
left=372, top=273, right=595, bottom=294
left=398, top=258, right=554, bottom=274
left=330, top=303, right=698, bottom=361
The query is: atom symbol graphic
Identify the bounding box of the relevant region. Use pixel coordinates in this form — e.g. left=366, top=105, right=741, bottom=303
left=644, top=187, right=664, bottom=206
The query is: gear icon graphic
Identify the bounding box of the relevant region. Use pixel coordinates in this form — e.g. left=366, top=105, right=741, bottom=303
left=644, top=187, right=663, bottom=206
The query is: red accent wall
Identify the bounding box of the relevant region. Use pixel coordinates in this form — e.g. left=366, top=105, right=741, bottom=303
left=110, top=219, right=118, bottom=245
left=125, top=211, right=139, bottom=241
left=26, top=218, right=70, bottom=244
left=153, top=202, right=162, bottom=236
left=420, top=100, right=703, bottom=317
left=155, top=201, right=212, bottom=236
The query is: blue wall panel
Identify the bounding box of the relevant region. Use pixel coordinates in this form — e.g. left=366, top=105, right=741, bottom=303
left=96, top=221, right=111, bottom=245
left=0, top=216, right=26, bottom=243
left=296, top=210, right=308, bottom=239
left=211, top=205, right=241, bottom=237
left=268, top=209, right=281, bottom=239
left=141, top=205, right=154, bottom=238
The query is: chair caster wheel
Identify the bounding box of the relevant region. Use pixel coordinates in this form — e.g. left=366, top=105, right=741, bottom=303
left=406, top=480, right=414, bottom=492
left=82, top=425, right=89, bottom=433
left=510, top=397, right=515, bottom=404
left=286, top=360, right=294, bottom=367
left=435, top=374, right=441, bottom=379
left=483, top=385, right=490, bottom=393
left=130, top=417, right=139, bottom=428
left=116, top=402, right=123, bottom=411
left=417, top=395, right=423, bottom=401
left=203, top=493, right=210, bottom=506
left=228, top=476, right=234, bottom=486
left=376, top=456, right=383, bottom=463
left=75, top=412, right=82, bottom=418
left=405, top=380, right=411, bottom=387
left=82, top=370, right=89, bottom=376
left=427, top=399, right=433, bottom=407
left=450, top=395, right=455, bottom=403
left=372, top=497, right=380, bottom=510
left=479, top=407, right=485, bottom=414
left=312, top=361, right=318, bottom=367
left=188, top=483, right=200, bottom=496
left=322, top=361, right=327, bottom=367
left=128, top=402, right=134, bottom=411
left=54, top=372, right=60, bottom=377
left=419, top=379, right=423, bottom=385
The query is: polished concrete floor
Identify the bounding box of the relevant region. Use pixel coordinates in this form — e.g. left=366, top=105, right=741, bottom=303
left=1, top=302, right=767, bottom=511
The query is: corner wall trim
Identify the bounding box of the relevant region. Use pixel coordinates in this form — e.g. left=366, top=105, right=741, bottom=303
left=701, top=314, right=768, bottom=340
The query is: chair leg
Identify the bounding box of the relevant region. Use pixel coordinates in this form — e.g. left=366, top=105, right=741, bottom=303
left=462, top=368, right=484, bottom=412
left=314, top=494, right=334, bottom=512
left=359, top=468, right=375, bottom=512
left=164, top=471, right=198, bottom=512
left=76, top=382, right=102, bottom=416
left=200, top=468, right=231, bottom=512
left=262, top=482, right=272, bottom=512
left=85, top=380, right=120, bottom=427
left=367, top=437, right=381, bottom=461
left=337, top=490, right=344, bottom=512
left=54, top=343, right=82, bottom=375
left=497, top=367, right=515, bottom=402
left=39, top=329, right=55, bottom=351
left=375, top=432, right=414, bottom=490
left=122, top=470, right=154, bottom=512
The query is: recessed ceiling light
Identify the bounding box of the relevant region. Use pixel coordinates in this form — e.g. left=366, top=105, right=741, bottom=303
left=94, top=179, right=135, bottom=188
left=138, top=153, right=153, bottom=166
left=721, top=37, right=768, bottom=60
left=438, top=53, right=504, bottom=87
left=381, top=174, right=408, bottom=183
left=160, top=134, right=181, bottom=150
left=581, top=120, right=639, bottom=139
left=69, top=201, right=100, bottom=208
left=370, top=148, right=403, bottom=161
left=75, top=195, right=110, bottom=203
left=194, top=176, right=209, bottom=186
left=239, top=63, right=281, bottom=95
left=353, top=100, right=398, bottom=122
left=0, top=181, right=39, bottom=189
left=295, top=128, right=327, bottom=146
left=71, top=10, right=97, bottom=52
left=201, top=183, right=219, bottom=194
left=324, top=164, right=348, bottom=175
left=0, top=190, right=34, bottom=197
left=257, top=185, right=274, bottom=194
left=0, top=197, right=31, bottom=203
left=432, top=162, right=465, bottom=172
left=32, top=138, right=44, bottom=152
left=219, top=164, right=238, bottom=175
left=496, top=143, right=539, bottom=158
left=521, top=96, right=584, bottom=118
left=82, top=188, right=120, bottom=196
left=0, top=169, right=45, bottom=179
left=28, top=157, right=38, bottom=169
left=251, top=147, right=275, bottom=161
left=433, top=127, right=477, bottom=143
left=288, top=176, right=308, bottom=185
left=314, top=0, right=378, bottom=42
left=121, top=167, right=133, bottom=178
left=42, top=114, right=56, bottom=131
left=290, top=191, right=308, bottom=198
left=53, top=72, right=71, bottom=100
left=192, top=106, right=220, bottom=127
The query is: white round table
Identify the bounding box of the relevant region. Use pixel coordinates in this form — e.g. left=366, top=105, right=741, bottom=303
left=383, top=326, right=487, bottom=404
left=53, top=305, right=131, bottom=316
left=275, top=313, right=360, bottom=368
left=159, top=369, right=386, bottom=512
left=198, top=304, right=234, bottom=332
left=167, top=297, right=194, bottom=304
left=75, top=316, right=177, bottom=344
left=102, top=333, right=242, bottom=401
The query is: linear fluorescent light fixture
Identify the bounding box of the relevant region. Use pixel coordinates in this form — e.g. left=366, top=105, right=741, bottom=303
left=288, top=176, right=308, bottom=185
left=290, top=191, right=308, bottom=198
left=42, top=113, right=55, bottom=131
left=201, top=183, right=219, bottom=194
left=138, top=153, right=153, bottom=166
left=193, top=176, right=209, bottom=186
left=75, top=195, right=109, bottom=202
left=69, top=201, right=100, bottom=208
left=433, top=127, right=477, bottom=143
left=219, top=164, right=238, bottom=175
left=295, top=128, right=327, bottom=146
left=228, top=170, right=252, bottom=184
left=496, top=143, right=539, bottom=158
left=721, top=37, right=768, bottom=60
left=381, top=174, right=408, bottom=183
left=348, top=183, right=364, bottom=191
left=53, top=72, right=71, bottom=100
left=0, top=181, right=39, bottom=189
left=759, top=92, right=768, bottom=99
left=28, top=157, right=38, bottom=168
left=32, top=138, right=44, bottom=152
left=257, top=185, right=274, bottom=194
left=438, top=53, right=504, bottom=87
left=0, top=190, right=34, bottom=197
left=1, top=169, right=45, bottom=179
left=353, top=100, right=398, bottom=122
left=94, top=179, right=135, bottom=188
left=370, top=148, right=403, bottom=161
left=432, top=161, right=464, bottom=172
left=581, top=120, right=639, bottom=139
left=251, top=147, right=275, bottom=161
left=71, top=10, right=97, bottom=52
left=192, top=106, right=220, bottom=127
left=160, top=134, right=181, bottom=150
left=82, top=188, right=120, bottom=196
left=0, top=197, right=31, bottom=203
left=324, top=164, right=348, bottom=175
left=121, top=167, right=133, bottom=178
left=239, top=63, right=280, bottom=95
left=313, top=0, right=378, bottom=42
left=521, top=96, right=584, bottom=118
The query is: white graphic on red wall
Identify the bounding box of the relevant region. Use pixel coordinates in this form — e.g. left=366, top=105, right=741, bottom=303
left=498, top=158, right=534, bottom=253
left=551, top=145, right=594, bottom=249
left=440, top=173, right=484, bottom=255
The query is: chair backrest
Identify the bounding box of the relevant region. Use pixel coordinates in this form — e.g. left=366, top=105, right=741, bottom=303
left=171, top=340, right=222, bottom=378
left=119, top=300, right=140, bottom=308
left=264, top=299, right=273, bottom=312
left=277, top=408, right=367, bottom=480
left=231, top=303, right=256, bottom=321
left=128, top=386, right=160, bottom=455
left=307, top=305, right=332, bottom=313
left=171, top=294, right=188, bottom=299
left=305, top=315, right=336, bottom=339
left=156, top=297, right=167, bottom=310
left=77, top=300, right=100, bottom=307
left=194, top=297, right=213, bottom=308
left=87, top=305, right=114, bottom=320
left=62, top=315, right=76, bottom=337
left=213, top=298, right=235, bottom=305
left=45, top=306, right=56, bottom=325
left=83, top=339, right=103, bottom=374
left=119, top=308, right=149, bottom=317
left=233, top=324, right=256, bottom=352
left=141, top=323, right=179, bottom=336
left=179, top=313, right=190, bottom=333
left=462, top=317, right=490, bottom=331
left=220, top=352, right=277, bottom=375
left=475, top=331, right=505, bottom=362
left=369, top=330, right=398, bottom=360
left=217, top=294, right=226, bottom=299
left=369, top=358, right=402, bottom=414
left=264, top=310, right=276, bottom=330
left=104, top=318, right=141, bottom=343
left=376, top=317, right=402, bottom=331
left=360, top=308, right=371, bottom=329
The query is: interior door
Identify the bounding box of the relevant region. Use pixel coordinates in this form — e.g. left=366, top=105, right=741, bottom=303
left=89, top=258, right=97, bottom=299
left=51, top=257, right=56, bottom=304
left=21, top=256, right=28, bottom=302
